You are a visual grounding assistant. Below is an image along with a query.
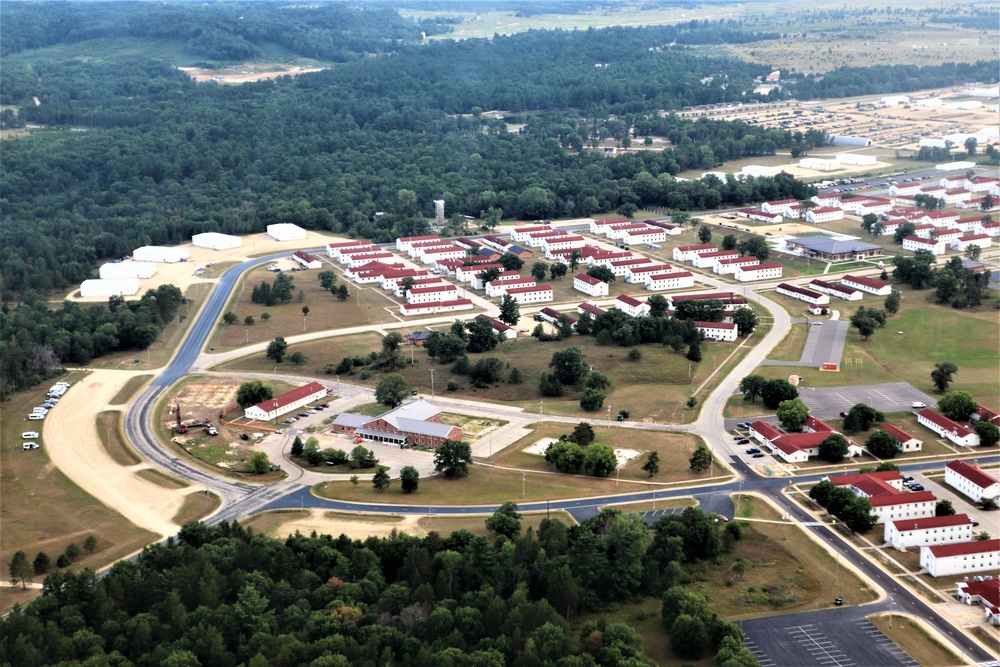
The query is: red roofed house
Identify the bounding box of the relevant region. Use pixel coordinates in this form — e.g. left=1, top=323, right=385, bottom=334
left=842, top=274, right=891, bottom=296
left=762, top=199, right=798, bottom=215
left=809, top=278, right=862, bottom=301
left=326, top=239, right=372, bottom=259
left=884, top=513, right=974, bottom=550
left=776, top=282, right=830, bottom=305
left=510, top=225, right=552, bottom=243
left=944, top=460, right=1000, bottom=503
left=476, top=314, right=517, bottom=340
left=578, top=302, right=606, bottom=318
left=345, top=251, right=395, bottom=268
left=714, top=256, right=761, bottom=275
left=396, top=235, right=442, bottom=252
left=573, top=273, right=610, bottom=297
left=875, top=424, right=923, bottom=452
left=750, top=420, right=862, bottom=464
left=902, top=235, right=945, bottom=255
left=955, top=579, right=1000, bottom=626
left=695, top=321, right=737, bottom=342
left=972, top=405, right=1000, bottom=426
left=625, top=263, right=674, bottom=283
left=645, top=270, right=695, bottom=292
left=485, top=277, right=537, bottom=298
left=672, top=244, right=719, bottom=262
left=292, top=250, right=322, bottom=270
left=952, top=234, right=992, bottom=253
left=918, top=410, right=980, bottom=447
left=541, top=235, right=587, bottom=256
left=615, top=294, right=650, bottom=317
left=609, top=257, right=654, bottom=277
left=620, top=227, right=667, bottom=245
left=473, top=270, right=523, bottom=291
left=506, top=284, right=554, bottom=305
left=806, top=206, right=845, bottom=224
left=734, top=262, right=784, bottom=282
left=244, top=381, right=329, bottom=421
left=379, top=269, right=428, bottom=291
left=828, top=471, right=936, bottom=524
left=921, top=539, right=1000, bottom=577
left=456, top=262, right=504, bottom=283
left=393, top=276, right=445, bottom=298
left=524, top=230, right=568, bottom=247
left=400, top=299, right=474, bottom=317
left=407, top=283, right=460, bottom=304
left=693, top=250, right=740, bottom=269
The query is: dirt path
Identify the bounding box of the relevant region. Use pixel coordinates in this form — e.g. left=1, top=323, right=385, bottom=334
left=262, top=510, right=426, bottom=541
left=44, top=370, right=197, bottom=538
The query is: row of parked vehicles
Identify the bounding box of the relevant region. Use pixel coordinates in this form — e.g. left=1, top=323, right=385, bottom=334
left=734, top=422, right=767, bottom=458
left=28, top=380, right=71, bottom=421
left=283, top=403, right=330, bottom=424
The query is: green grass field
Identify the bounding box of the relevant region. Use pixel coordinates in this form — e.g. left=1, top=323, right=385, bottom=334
left=768, top=323, right=808, bottom=361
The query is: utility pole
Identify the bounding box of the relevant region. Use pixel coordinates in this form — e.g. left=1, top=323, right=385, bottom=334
left=430, top=368, right=435, bottom=397
left=539, top=400, right=544, bottom=424
left=522, top=470, right=526, bottom=498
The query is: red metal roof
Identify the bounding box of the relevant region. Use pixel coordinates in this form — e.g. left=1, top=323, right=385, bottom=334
left=698, top=250, right=739, bottom=258
left=649, top=271, right=693, bottom=280
left=903, top=236, right=937, bottom=245
left=505, top=285, right=553, bottom=295
left=868, top=491, right=935, bottom=507
left=877, top=424, right=919, bottom=443
left=778, top=283, right=824, bottom=299
left=920, top=410, right=974, bottom=437
left=695, top=321, right=735, bottom=330
left=616, top=294, right=644, bottom=307
left=677, top=243, right=717, bottom=252
left=253, top=381, right=326, bottom=412
left=843, top=274, right=889, bottom=290
left=574, top=273, right=602, bottom=286
left=946, top=460, right=1000, bottom=489
left=890, top=514, right=973, bottom=531
left=409, top=284, right=458, bottom=295
left=810, top=206, right=842, bottom=214
left=718, top=257, right=759, bottom=265
left=294, top=250, right=319, bottom=263
left=928, top=539, right=1000, bottom=558
left=829, top=470, right=902, bottom=487
left=672, top=291, right=735, bottom=302
left=578, top=302, right=606, bottom=315
left=749, top=421, right=782, bottom=441
left=402, top=299, right=473, bottom=311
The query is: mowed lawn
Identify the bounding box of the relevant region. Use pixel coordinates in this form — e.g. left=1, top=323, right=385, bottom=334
left=0, top=376, right=158, bottom=612
left=490, top=422, right=726, bottom=484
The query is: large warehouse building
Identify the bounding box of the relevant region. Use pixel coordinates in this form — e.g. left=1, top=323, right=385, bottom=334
left=80, top=278, right=140, bottom=298
left=99, top=262, right=157, bottom=280
left=266, top=224, right=307, bottom=241
left=133, top=246, right=190, bottom=263
left=192, top=232, right=243, bottom=250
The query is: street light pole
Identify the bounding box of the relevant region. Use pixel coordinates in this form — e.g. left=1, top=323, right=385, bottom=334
left=430, top=369, right=435, bottom=397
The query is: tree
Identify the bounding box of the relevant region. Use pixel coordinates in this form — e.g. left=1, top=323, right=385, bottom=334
left=647, top=294, right=668, bottom=317
left=721, top=234, right=738, bottom=251
left=531, top=262, right=548, bottom=281
left=670, top=614, right=708, bottom=660
left=236, top=380, right=274, bottom=409
left=301, top=305, right=310, bottom=317
left=737, top=235, right=770, bottom=261
left=485, top=501, right=522, bottom=538
left=579, top=388, right=605, bottom=411
left=732, top=308, right=758, bottom=337
left=938, top=390, right=976, bottom=421
left=931, top=362, right=958, bottom=393
left=478, top=266, right=502, bottom=285
left=288, top=350, right=307, bottom=366
left=586, top=265, right=616, bottom=284
left=686, top=342, right=702, bottom=362
left=498, top=294, right=520, bottom=327
left=379, top=331, right=405, bottom=370
left=546, top=440, right=584, bottom=473
left=975, top=421, right=1000, bottom=447
left=372, top=467, right=391, bottom=492
left=849, top=312, right=878, bottom=341
left=689, top=445, right=712, bottom=473
left=739, top=374, right=766, bottom=403
left=842, top=403, right=884, bottom=432
left=964, top=136, right=978, bottom=155
left=8, top=550, right=31, bottom=589
left=83, top=535, right=98, bottom=554
left=762, top=378, right=798, bottom=409
left=884, top=290, right=900, bottom=316
left=568, top=250, right=583, bottom=272
left=435, top=333, right=468, bottom=364
left=583, top=443, right=617, bottom=477
left=572, top=422, right=596, bottom=446
left=249, top=451, right=270, bottom=474
left=860, top=213, right=879, bottom=235
left=223, top=311, right=238, bottom=325
left=549, top=346, right=587, bottom=385
left=399, top=276, right=416, bottom=297
left=539, top=372, right=564, bottom=397
left=304, top=438, right=323, bottom=466
left=290, top=436, right=304, bottom=458
left=434, top=439, right=472, bottom=478
left=470, top=357, right=504, bottom=387
left=626, top=347, right=642, bottom=361
left=586, top=371, right=611, bottom=391
left=819, top=434, right=850, bottom=463
left=400, top=466, right=419, bottom=493
left=549, top=263, right=568, bottom=280
left=776, top=398, right=810, bottom=432
left=265, top=336, right=288, bottom=363
left=935, top=500, right=956, bottom=517
left=318, top=270, right=337, bottom=290
left=498, top=253, right=524, bottom=271
left=974, top=531, right=992, bottom=541
left=642, top=451, right=660, bottom=477
left=697, top=226, right=712, bottom=243
left=965, top=244, right=982, bottom=261
left=465, top=317, right=501, bottom=353
left=65, top=543, right=81, bottom=562
left=349, top=444, right=377, bottom=469
left=840, top=497, right=877, bottom=532
left=893, top=221, right=917, bottom=244
left=865, top=430, right=899, bottom=459
left=244, top=315, right=255, bottom=326
left=508, top=366, right=523, bottom=384
left=375, top=373, right=410, bottom=408
left=336, top=284, right=349, bottom=301
left=671, top=212, right=691, bottom=227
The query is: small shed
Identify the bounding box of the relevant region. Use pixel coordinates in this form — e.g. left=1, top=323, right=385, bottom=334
left=80, top=279, right=140, bottom=298
left=266, top=223, right=307, bottom=241
left=192, top=232, right=243, bottom=250
left=133, top=246, right=190, bottom=263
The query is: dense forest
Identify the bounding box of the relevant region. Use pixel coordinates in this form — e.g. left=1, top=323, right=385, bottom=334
left=1, top=510, right=759, bottom=666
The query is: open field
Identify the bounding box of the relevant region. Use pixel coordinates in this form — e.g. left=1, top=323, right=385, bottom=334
left=179, top=63, right=329, bottom=84
left=867, top=614, right=964, bottom=667
left=240, top=508, right=577, bottom=542
left=0, top=374, right=159, bottom=612
left=172, top=491, right=221, bottom=525
left=767, top=323, right=808, bottom=361
left=96, top=411, right=140, bottom=466
left=109, top=375, right=153, bottom=405
left=489, top=423, right=726, bottom=484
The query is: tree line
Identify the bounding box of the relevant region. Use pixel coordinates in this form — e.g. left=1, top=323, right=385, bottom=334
left=3, top=511, right=758, bottom=666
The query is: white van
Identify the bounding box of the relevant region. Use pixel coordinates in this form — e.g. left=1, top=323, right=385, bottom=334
left=28, top=414, right=44, bottom=421
left=911, top=401, right=926, bottom=409
left=32, top=407, right=48, bottom=415
left=23, top=442, right=39, bottom=450
left=22, top=431, right=40, bottom=439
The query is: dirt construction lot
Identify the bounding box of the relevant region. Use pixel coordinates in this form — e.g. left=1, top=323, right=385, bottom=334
left=44, top=370, right=201, bottom=538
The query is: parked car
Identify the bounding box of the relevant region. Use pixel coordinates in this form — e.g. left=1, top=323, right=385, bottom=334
left=910, top=484, right=924, bottom=491
left=911, top=401, right=926, bottom=409
left=839, top=411, right=849, bottom=418
left=738, top=438, right=750, bottom=445
left=22, top=431, right=40, bottom=439
left=752, top=452, right=766, bottom=458
left=28, top=414, right=45, bottom=421
left=733, top=435, right=744, bottom=440
left=23, top=442, right=40, bottom=450
left=240, top=433, right=250, bottom=440
left=297, top=412, right=310, bottom=418
left=283, top=417, right=296, bottom=424
left=972, top=520, right=980, bottom=527
left=902, top=476, right=914, bottom=482
left=306, top=409, right=318, bottom=415
left=746, top=447, right=760, bottom=454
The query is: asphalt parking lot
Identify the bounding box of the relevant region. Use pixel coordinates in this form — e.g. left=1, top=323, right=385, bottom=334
left=797, top=382, right=937, bottom=420
left=763, top=319, right=849, bottom=369
left=741, top=607, right=919, bottom=667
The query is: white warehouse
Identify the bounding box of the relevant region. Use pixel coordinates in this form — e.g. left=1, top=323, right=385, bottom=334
left=192, top=232, right=243, bottom=250
left=267, top=223, right=307, bottom=241
left=80, top=278, right=140, bottom=298
left=133, top=245, right=190, bottom=263
left=836, top=153, right=877, bottom=167
left=99, top=262, right=157, bottom=280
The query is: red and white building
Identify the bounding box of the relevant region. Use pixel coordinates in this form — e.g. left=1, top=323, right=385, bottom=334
left=808, top=278, right=862, bottom=301
left=485, top=277, right=537, bottom=298
left=670, top=292, right=748, bottom=313
left=379, top=268, right=429, bottom=291
left=693, top=250, right=740, bottom=269
left=645, top=270, right=695, bottom=292
left=969, top=176, right=1000, bottom=192
left=889, top=183, right=922, bottom=197
left=952, top=216, right=982, bottom=233
left=736, top=208, right=783, bottom=224
left=885, top=514, right=975, bottom=550
left=943, top=189, right=973, bottom=205
left=510, top=225, right=552, bottom=243
left=910, top=223, right=936, bottom=238
left=952, top=234, right=992, bottom=252
left=472, top=270, right=523, bottom=291
left=456, top=262, right=503, bottom=283
left=609, top=257, right=654, bottom=277
left=673, top=244, right=718, bottom=262
left=945, top=460, right=1000, bottom=503
left=244, top=381, right=329, bottom=421
left=973, top=405, right=1000, bottom=427
left=346, top=261, right=400, bottom=283
left=762, top=199, right=798, bottom=216
left=828, top=471, right=936, bottom=524
left=875, top=424, right=923, bottom=453
left=578, top=302, right=606, bottom=318
left=955, top=579, right=1000, bottom=626
left=933, top=228, right=962, bottom=245
left=406, top=239, right=453, bottom=257
left=524, top=230, right=567, bottom=247
left=393, top=276, right=445, bottom=298
left=643, top=219, right=683, bottom=235
left=396, top=235, right=442, bottom=253
left=407, top=283, right=459, bottom=304
left=811, top=192, right=843, bottom=207
left=587, top=249, right=634, bottom=268
left=695, top=321, right=737, bottom=342
left=292, top=250, right=322, bottom=269
left=902, top=235, right=945, bottom=255
left=842, top=274, right=891, bottom=296
left=419, top=245, right=467, bottom=265
left=853, top=198, right=893, bottom=216
left=750, top=420, right=862, bottom=464
left=918, top=409, right=980, bottom=447
left=940, top=174, right=970, bottom=189
left=573, top=273, right=610, bottom=297
left=505, top=284, right=554, bottom=305
left=605, top=222, right=651, bottom=240
left=777, top=282, right=829, bottom=305
left=922, top=211, right=960, bottom=227
left=980, top=221, right=1000, bottom=237
left=806, top=207, right=845, bottom=224
left=326, top=239, right=372, bottom=259
left=621, top=227, right=667, bottom=246
left=734, top=262, right=783, bottom=282
left=588, top=218, right=632, bottom=235
left=714, top=256, right=761, bottom=275
left=346, top=251, right=395, bottom=268
left=475, top=314, right=517, bottom=340
left=541, top=235, right=587, bottom=256
left=399, top=299, right=474, bottom=317
left=921, top=539, right=1000, bottom=577
left=615, top=294, right=650, bottom=317
left=625, top=263, right=673, bottom=283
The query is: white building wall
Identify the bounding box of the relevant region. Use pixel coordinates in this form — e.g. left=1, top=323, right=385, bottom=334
left=192, top=233, right=242, bottom=250
left=902, top=237, right=945, bottom=255
left=400, top=300, right=474, bottom=316
left=871, top=500, right=936, bottom=525
left=508, top=289, right=554, bottom=305
left=80, top=279, right=140, bottom=298
left=133, top=246, right=190, bottom=263
left=945, top=467, right=1000, bottom=501
left=407, top=287, right=459, bottom=304
left=99, top=262, right=157, bottom=279
left=573, top=277, right=609, bottom=297
left=921, top=545, right=1000, bottom=577
left=737, top=265, right=783, bottom=282
left=645, top=273, right=695, bottom=291
left=885, top=522, right=973, bottom=550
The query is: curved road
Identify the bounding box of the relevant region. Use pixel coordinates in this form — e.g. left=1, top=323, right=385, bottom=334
left=120, top=238, right=999, bottom=663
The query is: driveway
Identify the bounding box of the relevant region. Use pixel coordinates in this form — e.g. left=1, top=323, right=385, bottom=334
left=761, top=319, right=849, bottom=368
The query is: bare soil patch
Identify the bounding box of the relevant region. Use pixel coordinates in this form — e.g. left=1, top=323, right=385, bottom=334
left=179, top=63, right=328, bottom=84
